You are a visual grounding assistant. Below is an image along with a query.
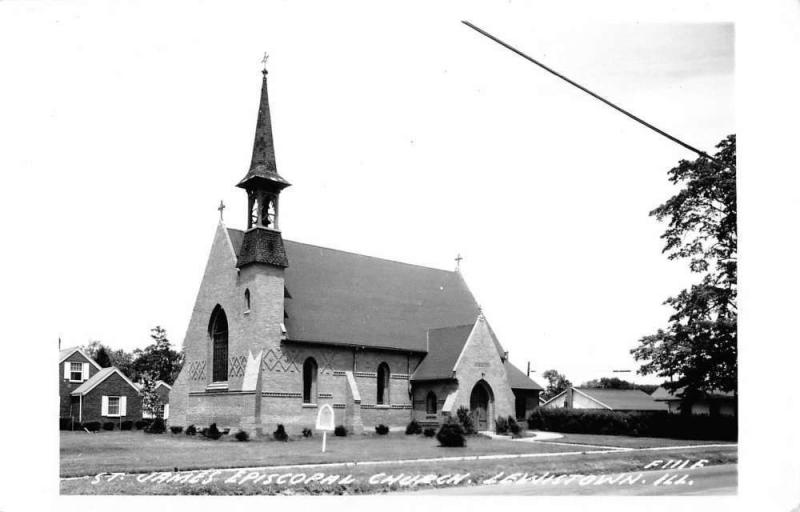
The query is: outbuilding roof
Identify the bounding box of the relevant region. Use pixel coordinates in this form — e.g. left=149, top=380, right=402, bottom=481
left=651, top=386, right=735, bottom=401
left=575, top=388, right=666, bottom=411
left=229, top=229, right=481, bottom=352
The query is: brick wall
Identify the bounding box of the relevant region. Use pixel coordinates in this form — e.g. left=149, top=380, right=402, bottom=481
left=448, top=317, right=516, bottom=428
left=80, top=372, right=142, bottom=424
left=59, top=352, right=100, bottom=419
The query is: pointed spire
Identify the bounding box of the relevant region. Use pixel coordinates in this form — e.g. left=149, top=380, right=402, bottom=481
left=250, top=65, right=277, bottom=172
left=237, top=56, right=290, bottom=190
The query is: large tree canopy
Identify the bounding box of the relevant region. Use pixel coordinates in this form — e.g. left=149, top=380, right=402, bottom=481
left=541, top=369, right=572, bottom=401
left=632, top=135, right=737, bottom=400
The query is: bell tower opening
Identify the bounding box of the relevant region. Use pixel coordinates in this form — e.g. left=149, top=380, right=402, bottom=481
left=235, top=60, right=291, bottom=269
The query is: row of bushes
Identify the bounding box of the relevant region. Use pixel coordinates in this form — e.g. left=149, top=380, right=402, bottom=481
left=526, top=408, right=737, bottom=441
left=60, top=418, right=158, bottom=432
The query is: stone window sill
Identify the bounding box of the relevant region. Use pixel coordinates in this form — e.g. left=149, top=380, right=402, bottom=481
left=206, top=382, right=229, bottom=392
left=302, top=403, right=318, bottom=408
left=375, top=405, right=391, bottom=409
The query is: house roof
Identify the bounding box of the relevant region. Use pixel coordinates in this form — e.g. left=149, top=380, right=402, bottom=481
left=156, top=380, right=172, bottom=390
left=228, top=229, right=481, bottom=352
left=71, top=367, right=140, bottom=396
left=575, top=388, right=667, bottom=411
left=58, top=346, right=102, bottom=370
left=651, top=386, right=735, bottom=401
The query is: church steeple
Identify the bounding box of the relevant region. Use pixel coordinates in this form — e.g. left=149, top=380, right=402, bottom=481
left=236, top=57, right=290, bottom=269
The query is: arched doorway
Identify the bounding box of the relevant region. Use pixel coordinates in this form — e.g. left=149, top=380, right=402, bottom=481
left=469, top=380, right=494, bottom=431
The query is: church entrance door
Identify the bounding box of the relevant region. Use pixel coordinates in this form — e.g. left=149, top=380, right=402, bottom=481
left=469, top=380, right=493, bottom=431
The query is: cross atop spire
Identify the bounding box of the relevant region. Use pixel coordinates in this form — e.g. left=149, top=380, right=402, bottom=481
left=261, top=52, right=269, bottom=74
left=217, top=200, right=226, bottom=221
left=236, top=57, right=290, bottom=190
left=455, top=253, right=463, bottom=271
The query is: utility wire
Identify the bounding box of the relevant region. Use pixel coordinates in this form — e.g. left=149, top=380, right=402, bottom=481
left=462, top=20, right=719, bottom=164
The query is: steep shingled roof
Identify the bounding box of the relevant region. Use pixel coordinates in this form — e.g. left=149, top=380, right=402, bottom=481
left=505, top=360, right=543, bottom=391
left=411, top=323, right=542, bottom=391
left=411, top=324, right=475, bottom=380
left=228, top=229, right=481, bottom=351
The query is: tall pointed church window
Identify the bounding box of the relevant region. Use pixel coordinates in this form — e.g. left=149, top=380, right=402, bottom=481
left=209, top=305, right=228, bottom=382
left=303, top=357, right=318, bottom=404
left=377, top=362, right=390, bottom=405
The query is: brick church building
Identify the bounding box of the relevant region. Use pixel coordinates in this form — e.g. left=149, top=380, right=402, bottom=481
left=169, top=64, right=542, bottom=434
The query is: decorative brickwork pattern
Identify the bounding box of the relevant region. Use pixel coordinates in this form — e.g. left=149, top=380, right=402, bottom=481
left=319, top=393, right=333, bottom=399
left=390, top=374, right=409, bottom=380
left=187, top=361, right=206, bottom=381
left=228, top=355, right=247, bottom=378
left=262, top=391, right=302, bottom=398
left=261, top=347, right=300, bottom=373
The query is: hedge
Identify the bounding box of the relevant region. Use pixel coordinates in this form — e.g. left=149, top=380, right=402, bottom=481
left=527, top=408, right=737, bottom=441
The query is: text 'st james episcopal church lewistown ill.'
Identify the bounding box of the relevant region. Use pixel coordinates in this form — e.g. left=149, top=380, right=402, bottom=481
left=169, top=64, right=543, bottom=434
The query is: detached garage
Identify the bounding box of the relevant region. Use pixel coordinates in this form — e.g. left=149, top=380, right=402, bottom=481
left=70, top=367, right=142, bottom=424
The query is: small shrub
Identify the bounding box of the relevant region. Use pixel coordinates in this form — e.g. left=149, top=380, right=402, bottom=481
left=508, top=416, right=521, bottom=436
left=436, top=420, right=466, bottom=447
left=185, top=424, right=197, bottom=436
left=120, top=420, right=133, bottom=431
left=456, top=406, right=475, bottom=434
left=334, top=425, right=347, bottom=437
left=495, top=416, right=509, bottom=434
left=235, top=430, right=250, bottom=442
left=102, top=422, right=115, bottom=431
left=205, top=423, right=222, bottom=440
left=302, top=428, right=313, bottom=438
left=405, top=420, right=422, bottom=435
left=145, top=417, right=166, bottom=434
left=423, top=427, right=436, bottom=437
left=83, top=421, right=101, bottom=432
left=170, top=426, right=183, bottom=434
left=375, top=424, right=389, bottom=435
left=60, top=418, right=82, bottom=431
left=134, top=419, right=151, bottom=430
left=273, top=424, right=288, bottom=442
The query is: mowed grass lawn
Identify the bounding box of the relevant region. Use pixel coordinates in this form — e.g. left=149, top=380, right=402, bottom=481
left=553, top=433, right=735, bottom=449
left=61, top=430, right=582, bottom=477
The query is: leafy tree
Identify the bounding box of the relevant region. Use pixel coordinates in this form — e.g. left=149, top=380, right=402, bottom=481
left=93, top=346, right=113, bottom=368
left=140, top=373, right=163, bottom=419
left=131, top=326, right=183, bottom=384
left=632, top=135, right=737, bottom=403
left=580, top=377, right=658, bottom=394
left=541, top=369, right=572, bottom=401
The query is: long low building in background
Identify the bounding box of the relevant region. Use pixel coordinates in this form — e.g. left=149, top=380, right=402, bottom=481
left=651, top=386, right=736, bottom=416
left=541, top=387, right=667, bottom=412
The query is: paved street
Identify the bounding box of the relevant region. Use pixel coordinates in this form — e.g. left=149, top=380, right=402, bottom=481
left=415, top=463, right=737, bottom=495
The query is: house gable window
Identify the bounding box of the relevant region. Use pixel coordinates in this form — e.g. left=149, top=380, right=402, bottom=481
left=69, top=362, right=83, bottom=382
left=377, top=362, right=390, bottom=405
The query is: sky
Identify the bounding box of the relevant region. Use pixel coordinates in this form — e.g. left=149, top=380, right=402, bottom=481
left=0, top=1, right=735, bottom=387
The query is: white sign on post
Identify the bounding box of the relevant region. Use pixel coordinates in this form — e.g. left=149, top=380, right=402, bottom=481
left=315, top=404, right=335, bottom=453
